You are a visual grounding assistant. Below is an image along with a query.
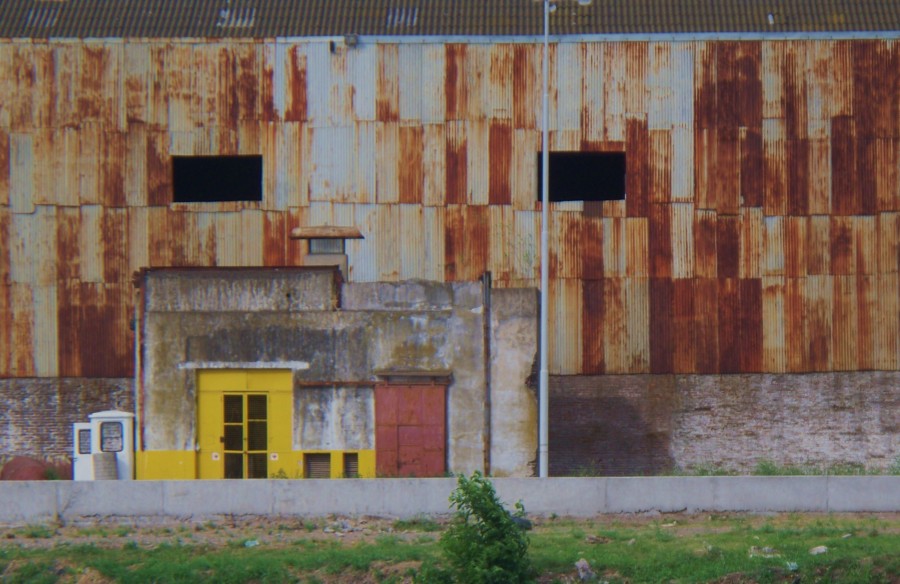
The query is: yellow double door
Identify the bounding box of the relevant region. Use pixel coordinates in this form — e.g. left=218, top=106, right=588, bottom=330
left=197, top=370, right=293, bottom=479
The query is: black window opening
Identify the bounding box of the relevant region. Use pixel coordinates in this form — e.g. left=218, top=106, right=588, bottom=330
left=536, top=151, right=626, bottom=202
left=172, top=155, right=263, bottom=203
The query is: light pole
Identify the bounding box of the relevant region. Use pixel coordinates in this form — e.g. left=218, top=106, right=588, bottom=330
left=538, top=0, right=551, bottom=478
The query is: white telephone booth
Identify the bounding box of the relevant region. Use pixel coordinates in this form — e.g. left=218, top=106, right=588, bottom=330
left=88, top=410, right=135, bottom=480
left=72, top=422, right=94, bottom=481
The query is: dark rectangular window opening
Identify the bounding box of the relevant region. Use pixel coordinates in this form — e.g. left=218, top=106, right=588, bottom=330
left=343, top=452, right=359, bottom=478
left=172, top=155, right=263, bottom=203
left=305, top=453, right=331, bottom=479
left=536, top=151, right=626, bottom=202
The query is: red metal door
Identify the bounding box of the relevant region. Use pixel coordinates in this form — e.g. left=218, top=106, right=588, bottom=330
left=375, top=384, right=446, bottom=477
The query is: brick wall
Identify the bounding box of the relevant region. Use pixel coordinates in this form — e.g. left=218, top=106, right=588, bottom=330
left=0, top=379, right=133, bottom=462
left=550, top=373, right=899, bottom=476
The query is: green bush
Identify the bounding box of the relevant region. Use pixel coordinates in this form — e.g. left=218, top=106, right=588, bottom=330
left=424, top=471, right=533, bottom=584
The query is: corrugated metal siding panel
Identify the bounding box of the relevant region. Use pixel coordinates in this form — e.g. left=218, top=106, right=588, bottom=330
left=648, top=42, right=672, bottom=131
left=420, top=45, right=445, bottom=124
left=348, top=203, right=378, bottom=282
left=623, top=277, right=649, bottom=372
left=875, top=138, right=898, bottom=212
left=649, top=130, right=671, bottom=203
left=601, top=277, right=626, bottom=373
left=422, top=124, right=446, bottom=206
left=671, top=124, right=694, bottom=202
left=514, top=210, right=538, bottom=282
left=671, top=203, right=694, bottom=278
left=556, top=43, right=582, bottom=132
left=694, top=277, right=719, bottom=372
left=399, top=204, right=424, bottom=280
left=763, top=118, right=787, bottom=216
left=807, top=215, right=831, bottom=275
left=856, top=274, right=877, bottom=371
left=488, top=44, right=512, bottom=121
left=422, top=206, right=445, bottom=282
left=649, top=277, right=674, bottom=373
left=625, top=42, right=648, bottom=115
left=377, top=204, right=401, bottom=280
left=0, top=129, right=9, bottom=206
left=740, top=278, right=763, bottom=372
left=11, top=283, right=35, bottom=376
left=582, top=279, right=604, bottom=374
left=581, top=44, right=604, bottom=144
left=876, top=273, right=900, bottom=370
left=806, top=274, right=833, bottom=372
left=33, top=284, right=58, bottom=376
left=878, top=212, right=900, bottom=273
left=466, top=119, right=489, bottom=205
left=739, top=207, right=762, bottom=279
left=550, top=278, right=582, bottom=374
left=717, top=277, right=741, bottom=373
left=399, top=126, right=424, bottom=204
left=399, top=44, right=423, bottom=122
left=10, top=133, right=34, bottom=214
left=376, top=122, right=400, bottom=203
left=488, top=205, right=512, bottom=283
left=784, top=216, right=808, bottom=277
left=762, top=276, right=786, bottom=372
left=602, top=43, right=627, bottom=142
left=672, top=278, right=695, bottom=373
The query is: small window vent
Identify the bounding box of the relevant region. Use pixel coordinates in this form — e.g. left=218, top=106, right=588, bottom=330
left=305, top=453, right=331, bottom=479
left=26, top=6, right=61, bottom=28
left=309, top=238, right=345, bottom=255
left=344, top=452, right=359, bottom=478
left=386, top=6, right=419, bottom=28
left=216, top=7, right=256, bottom=28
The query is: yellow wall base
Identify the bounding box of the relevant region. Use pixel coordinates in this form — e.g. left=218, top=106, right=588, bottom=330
left=136, top=449, right=376, bottom=480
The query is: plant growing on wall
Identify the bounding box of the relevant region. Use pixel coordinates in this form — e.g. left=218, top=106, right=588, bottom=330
left=419, top=471, right=533, bottom=583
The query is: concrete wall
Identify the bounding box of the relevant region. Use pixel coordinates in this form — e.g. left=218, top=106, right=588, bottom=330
left=2, top=477, right=898, bottom=524
left=551, top=373, right=899, bottom=476
left=140, top=269, right=540, bottom=474
left=0, top=378, right=133, bottom=461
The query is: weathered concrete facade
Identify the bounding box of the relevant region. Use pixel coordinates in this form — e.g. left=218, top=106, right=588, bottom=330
left=550, top=373, right=899, bottom=476
left=137, top=267, right=538, bottom=478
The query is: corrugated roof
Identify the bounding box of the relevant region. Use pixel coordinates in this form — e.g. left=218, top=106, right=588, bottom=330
left=1, top=0, right=900, bottom=39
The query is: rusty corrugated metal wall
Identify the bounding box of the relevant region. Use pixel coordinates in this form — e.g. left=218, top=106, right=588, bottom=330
left=1, top=38, right=898, bottom=377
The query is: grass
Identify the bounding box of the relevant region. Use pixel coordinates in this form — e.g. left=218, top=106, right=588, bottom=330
left=0, top=514, right=897, bottom=583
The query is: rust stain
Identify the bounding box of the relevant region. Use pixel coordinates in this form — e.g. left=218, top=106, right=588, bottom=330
left=831, top=275, right=856, bottom=370
left=648, top=203, right=672, bottom=278
left=858, top=137, right=878, bottom=215
left=672, top=278, right=695, bottom=373
left=237, top=46, right=260, bottom=121
left=56, top=207, right=81, bottom=281
left=831, top=116, right=857, bottom=215
left=830, top=216, right=854, bottom=275
left=146, top=130, right=170, bottom=206
left=649, top=130, right=671, bottom=204
left=512, top=44, right=536, bottom=130
left=580, top=217, right=603, bottom=279
left=693, top=209, right=717, bottom=278
left=740, top=127, right=763, bottom=207
left=443, top=205, right=464, bottom=281
left=783, top=41, right=808, bottom=141
left=717, top=277, right=740, bottom=373
left=78, top=46, right=106, bottom=121
left=101, top=131, right=126, bottom=207
left=101, top=208, right=128, bottom=284
left=805, top=276, right=833, bottom=372
left=784, top=217, right=808, bottom=277
left=715, top=129, right=740, bottom=214
left=445, top=122, right=467, bottom=205
left=626, top=115, right=649, bottom=217
left=286, top=46, right=308, bottom=122
left=488, top=121, right=511, bottom=205
left=0, top=130, right=9, bottom=206
left=787, top=139, right=810, bottom=216
left=856, top=274, right=876, bottom=370
left=581, top=279, right=605, bottom=374
left=807, top=216, right=831, bottom=275
left=263, top=211, right=286, bottom=266
left=399, top=126, right=424, bottom=204
left=445, top=44, right=467, bottom=122
left=694, top=41, right=717, bottom=130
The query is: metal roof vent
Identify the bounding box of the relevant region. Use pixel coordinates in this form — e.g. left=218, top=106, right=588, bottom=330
left=216, top=7, right=256, bottom=28
left=386, top=6, right=419, bottom=28
left=26, top=5, right=61, bottom=28
left=767, top=13, right=775, bottom=26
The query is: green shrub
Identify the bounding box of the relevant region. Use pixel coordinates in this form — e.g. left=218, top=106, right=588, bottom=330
left=427, top=471, right=533, bottom=584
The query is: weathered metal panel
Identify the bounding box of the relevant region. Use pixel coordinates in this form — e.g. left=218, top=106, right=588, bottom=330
left=32, top=284, right=58, bottom=377
left=739, top=207, right=762, bottom=279
left=283, top=44, right=308, bottom=122
left=166, top=43, right=193, bottom=132
left=625, top=42, right=648, bottom=115
left=649, top=277, right=674, bottom=373
left=694, top=277, right=719, bottom=372
left=513, top=210, right=538, bottom=282
left=240, top=209, right=264, bottom=266
left=739, top=278, right=763, bottom=372
left=398, top=204, right=424, bottom=279
left=445, top=44, right=468, bottom=123
left=715, top=130, right=740, bottom=214
left=625, top=217, right=648, bottom=277
left=740, top=127, right=763, bottom=208
left=625, top=114, right=649, bottom=216
left=464, top=44, right=490, bottom=122
left=717, top=277, right=741, bottom=373
left=623, top=277, right=649, bottom=372
left=784, top=216, right=808, bottom=277
left=694, top=41, right=716, bottom=129
left=127, top=206, right=149, bottom=275
left=648, top=203, right=671, bottom=277
left=10, top=133, right=34, bottom=214
left=77, top=123, right=101, bottom=205
left=306, top=42, right=335, bottom=125
left=692, top=209, right=716, bottom=278
left=31, top=43, right=53, bottom=129
left=876, top=273, right=900, bottom=370
left=376, top=204, right=401, bottom=280
left=444, top=120, right=467, bottom=205
left=693, top=127, right=715, bottom=210
left=550, top=278, right=582, bottom=374
left=399, top=44, right=423, bottom=122
left=807, top=138, right=831, bottom=215
left=649, top=129, right=671, bottom=203
left=488, top=120, right=511, bottom=205
left=488, top=205, right=512, bottom=283
left=855, top=215, right=878, bottom=275
left=146, top=129, right=170, bottom=206
left=806, top=215, right=830, bottom=276
left=878, top=212, right=900, bottom=273
left=79, top=205, right=104, bottom=283
left=214, top=211, right=243, bottom=267
left=262, top=210, right=286, bottom=266
left=830, top=215, right=854, bottom=275
left=875, top=138, right=898, bottom=212
left=511, top=44, right=538, bottom=130
left=805, top=274, right=833, bottom=372
left=602, top=217, right=624, bottom=277
left=422, top=124, right=446, bottom=207
left=0, top=129, right=9, bottom=207
left=580, top=215, right=603, bottom=280
left=348, top=204, right=378, bottom=282
left=466, top=119, right=489, bottom=205
left=375, top=122, right=400, bottom=203
left=806, top=42, right=832, bottom=140
left=672, top=278, right=695, bottom=373
left=783, top=41, right=809, bottom=141
left=419, top=44, right=445, bottom=124
left=8, top=45, right=34, bottom=133
left=647, top=42, right=672, bottom=131
left=856, top=274, right=877, bottom=371
left=716, top=214, right=740, bottom=279
left=581, top=43, right=604, bottom=144
left=399, top=126, right=424, bottom=204
left=422, top=206, right=445, bottom=282
left=671, top=124, right=693, bottom=202
left=551, top=212, right=580, bottom=280
left=581, top=279, right=604, bottom=374
left=762, top=276, right=786, bottom=373
left=11, top=283, right=35, bottom=376
left=602, top=43, right=626, bottom=142
left=763, top=118, right=787, bottom=216
left=670, top=203, right=693, bottom=278
left=600, top=277, right=624, bottom=373
left=488, top=44, right=512, bottom=121
left=762, top=215, right=785, bottom=276
left=556, top=42, right=582, bottom=132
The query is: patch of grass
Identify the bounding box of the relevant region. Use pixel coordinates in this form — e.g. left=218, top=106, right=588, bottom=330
left=20, top=525, right=55, bottom=539
left=393, top=516, right=441, bottom=533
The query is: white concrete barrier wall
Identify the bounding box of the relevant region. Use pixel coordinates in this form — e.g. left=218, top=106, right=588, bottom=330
left=1, top=477, right=898, bottom=524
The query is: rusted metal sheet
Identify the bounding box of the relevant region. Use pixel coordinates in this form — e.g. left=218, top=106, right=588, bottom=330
left=419, top=44, right=445, bottom=124
left=856, top=274, right=877, bottom=371
left=692, top=209, right=717, bottom=278
left=878, top=212, right=900, bottom=273
left=0, top=129, right=10, bottom=206
left=783, top=41, right=809, bottom=141
left=715, top=130, right=740, bottom=214
left=624, top=217, right=648, bottom=277
left=0, top=283, right=10, bottom=376
left=806, top=275, right=833, bottom=372
left=875, top=139, right=898, bottom=212
left=672, top=278, right=695, bottom=373
left=10, top=132, right=34, bottom=214
left=694, top=278, right=719, bottom=372
left=11, top=283, right=35, bottom=376
left=488, top=205, right=512, bottom=282
left=649, top=129, right=671, bottom=203
left=623, top=277, right=649, bottom=372
left=580, top=215, right=603, bottom=280
left=716, top=215, right=740, bottom=279
left=283, top=45, right=308, bottom=122
left=399, top=126, right=424, bottom=204
left=830, top=215, right=854, bottom=275
left=625, top=42, right=648, bottom=115
left=375, top=122, right=400, bottom=203
left=694, top=41, right=716, bottom=129
left=739, top=278, right=763, bottom=372
left=33, top=284, right=58, bottom=376
left=602, top=43, right=626, bottom=142
left=625, top=114, right=649, bottom=217
left=855, top=216, right=878, bottom=275
left=740, top=127, right=763, bottom=207
left=488, top=120, right=511, bottom=205
left=876, top=274, right=900, bottom=370
left=466, top=119, right=489, bottom=205
left=512, top=44, right=538, bottom=130
left=648, top=203, right=672, bottom=277
left=555, top=43, right=581, bottom=131
left=762, top=276, right=786, bottom=372
left=671, top=124, right=693, bottom=202
left=763, top=118, right=787, bottom=216
left=445, top=121, right=467, bottom=205
left=806, top=215, right=830, bottom=275
left=739, top=207, right=762, bottom=279
left=717, top=277, right=740, bottom=373
left=581, top=279, right=604, bottom=374
left=550, top=278, right=582, bottom=375
left=581, top=43, right=604, bottom=144
left=601, top=277, right=626, bottom=373
left=398, top=204, right=424, bottom=279
left=263, top=210, right=287, bottom=266
left=784, top=216, right=808, bottom=277
left=649, top=277, right=674, bottom=373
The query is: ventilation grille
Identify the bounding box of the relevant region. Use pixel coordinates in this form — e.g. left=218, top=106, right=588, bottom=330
left=344, top=452, right=359, bottom=478
left=305, top=453, right=331, bottom=479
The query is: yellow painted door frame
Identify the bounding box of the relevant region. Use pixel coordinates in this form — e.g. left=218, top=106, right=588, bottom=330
left=197, top=369, right=293, bottom=479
